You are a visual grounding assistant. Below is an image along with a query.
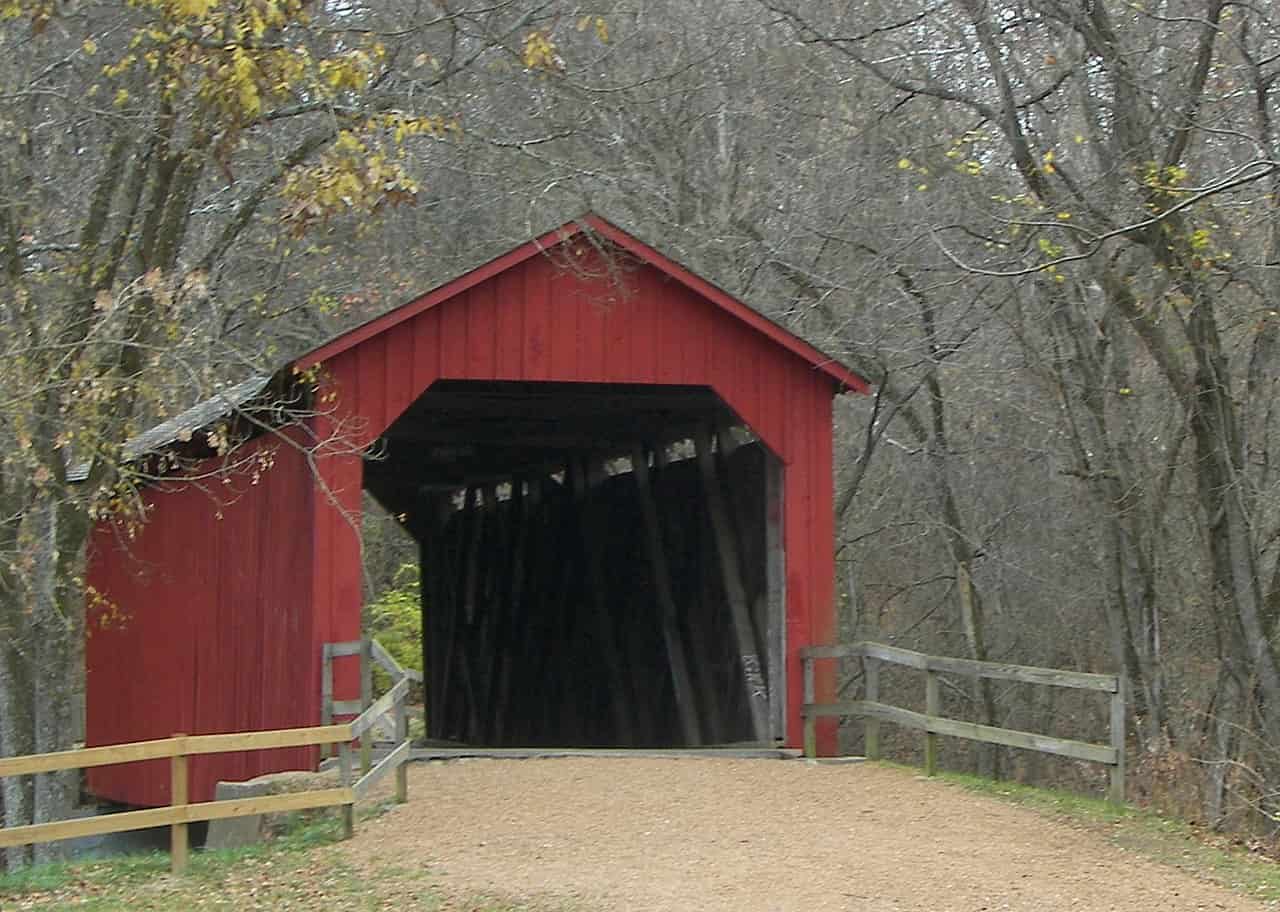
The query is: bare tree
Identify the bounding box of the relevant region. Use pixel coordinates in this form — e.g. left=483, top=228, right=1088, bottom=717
left=0, top=0, right=583, bottom=866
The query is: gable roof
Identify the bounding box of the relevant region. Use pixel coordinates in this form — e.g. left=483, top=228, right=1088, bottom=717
left=298, top=214, right=869, bottom=394
left=74, top=216, right=868, bottom=484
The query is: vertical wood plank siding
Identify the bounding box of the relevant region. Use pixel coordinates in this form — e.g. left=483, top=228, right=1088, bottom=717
left=318, top=246, right=843, bottom=754
left=85, top=433, right=317, bottom=805
left=83, top=218, right=861, bottom=804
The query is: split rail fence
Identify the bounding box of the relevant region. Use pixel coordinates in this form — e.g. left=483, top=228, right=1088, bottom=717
left=801, top=641, right=1126, bottom=803
left=0, top=660, right=412, bottom=874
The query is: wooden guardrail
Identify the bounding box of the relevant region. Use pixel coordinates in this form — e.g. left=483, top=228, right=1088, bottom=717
left=320, top=637, right=420, bottom=767
left=801, top=641, right=1125, bottom=803
left=0, top=677, right=414, bottom=873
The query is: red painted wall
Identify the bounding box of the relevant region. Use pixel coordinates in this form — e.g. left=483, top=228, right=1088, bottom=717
left=84, top=435, right=333, bottom=805
left=84, top=228, right=845, bottom=807
left=313, top=245, right=840, bottom=753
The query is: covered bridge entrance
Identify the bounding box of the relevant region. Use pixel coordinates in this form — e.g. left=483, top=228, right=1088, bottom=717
left=84, top=215, right=867, bottom=805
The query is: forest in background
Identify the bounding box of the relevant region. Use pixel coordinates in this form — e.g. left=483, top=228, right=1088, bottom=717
left=3, top=0, right=1279, bottom=866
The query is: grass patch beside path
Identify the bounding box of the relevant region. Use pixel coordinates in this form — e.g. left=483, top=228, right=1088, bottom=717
left=926, top=764, right=1280, bottom=904
left=0, top=807, right=552, bottom=911
left=0, top=813, right=375, bottom=911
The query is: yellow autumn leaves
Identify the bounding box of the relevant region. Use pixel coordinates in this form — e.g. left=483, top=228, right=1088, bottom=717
left=77, top=0, right=331, bottom=124
left=13, top=0, right=611, bottom=239
left=522, top=15, right=609, bottom=72
left=523, top=29, right=562, bottom=72
left=280, top=116, right=459, bottom=235
left=578, top=14, right=609, bottom=43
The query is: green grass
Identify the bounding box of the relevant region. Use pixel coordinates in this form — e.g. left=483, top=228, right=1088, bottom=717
left=0, top=804, right=570, bottom=911
left=919, top=764, right=1280, bottom=903
left=0, top=812, right=355, bottom=910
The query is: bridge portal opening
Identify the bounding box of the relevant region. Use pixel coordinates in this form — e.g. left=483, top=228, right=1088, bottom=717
left=362, top=379, right=785, bottom=748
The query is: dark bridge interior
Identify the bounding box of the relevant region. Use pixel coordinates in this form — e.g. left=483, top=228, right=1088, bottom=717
left=363, top=380, right=783, bottom=748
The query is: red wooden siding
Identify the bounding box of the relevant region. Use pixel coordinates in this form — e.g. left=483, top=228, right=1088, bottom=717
left=311, top=244, right=844, bottom=751
left=84, top=215, right=855, bottom=806
left=85, top=435, right=319, bottom=806
left=302, top=215, right=867, bottom=396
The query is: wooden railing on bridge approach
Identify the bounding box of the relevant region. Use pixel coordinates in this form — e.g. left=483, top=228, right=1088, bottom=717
left=801, top=641, right=1125, bottom=804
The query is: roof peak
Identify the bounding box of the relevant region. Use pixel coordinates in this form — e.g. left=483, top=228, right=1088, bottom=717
left=298, top=213, right=868, bottom=394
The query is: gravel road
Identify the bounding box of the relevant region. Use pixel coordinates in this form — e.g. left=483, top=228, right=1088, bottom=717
left=339, top=757, right=1273, bottom=911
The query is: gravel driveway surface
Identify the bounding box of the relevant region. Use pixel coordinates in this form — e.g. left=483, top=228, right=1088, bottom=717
left=339, top=757, right=1272, bottom=911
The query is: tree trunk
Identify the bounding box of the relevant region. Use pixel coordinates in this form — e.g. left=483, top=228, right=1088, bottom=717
left=24, top=495, right=82, bottom=864
left=0, top=511, right=34, bottom=870
left=0, top=623, right=34, bottom=871
left=919, top=290, right=1000, bottom=778
left=1204, top=669, right=1238, bottom=831
left=0, top=491, right=87, bottom=869
left=1184, top=301, right=1280, bottom=750
left=1043, top=287, right=1166, bottom=744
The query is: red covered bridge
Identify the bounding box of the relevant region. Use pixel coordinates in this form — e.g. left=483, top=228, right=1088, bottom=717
left=85, top=215, right=867, bottom=806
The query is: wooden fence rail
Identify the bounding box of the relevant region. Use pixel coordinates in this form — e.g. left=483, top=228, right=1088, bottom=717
left=320, top=637, right=420, bottom=765
left=0, top=678, right=413, bottom=873
left=801, top=641, right=1125, bottom=804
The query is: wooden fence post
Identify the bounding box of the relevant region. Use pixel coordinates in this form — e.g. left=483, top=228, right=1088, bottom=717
left=1109, top=685, right=1126, bottom=804
left=338, top=741, right=354, bottom=838
left=924, top=671, right=939, bottom=777
left=803, top=655, right=816, bottom=759
left=0, top=725, right=370, bottom=861
left=359, top=638, right=373, bottom=776
left=864, top=656, right=881, bottom=761
left=170, top=733, right=188, bottom=875
left=394, top=694, right=409, bottom=804
left=320, top=645, right=333, bottom=761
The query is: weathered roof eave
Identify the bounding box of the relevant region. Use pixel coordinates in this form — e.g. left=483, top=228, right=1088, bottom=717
left=66, top=374, right=273, bottom=484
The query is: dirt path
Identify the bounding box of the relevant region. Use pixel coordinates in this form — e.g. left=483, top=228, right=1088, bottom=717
left=339, top=758, right=1274, bottom=911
